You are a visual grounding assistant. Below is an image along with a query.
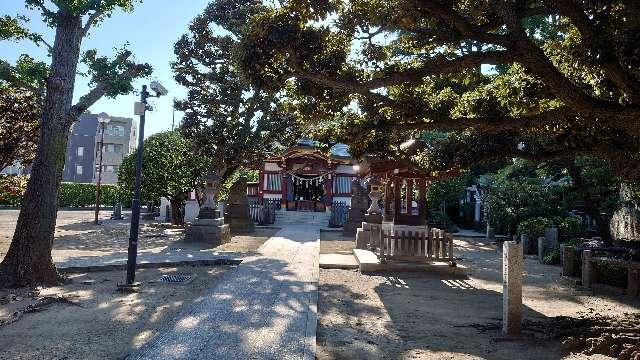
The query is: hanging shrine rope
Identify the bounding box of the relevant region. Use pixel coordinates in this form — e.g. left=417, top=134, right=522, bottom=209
left=287, top=172, right=333, bottom=187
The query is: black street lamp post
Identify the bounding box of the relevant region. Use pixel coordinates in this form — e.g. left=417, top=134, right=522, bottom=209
left=121, top=82, right=168, bottom=288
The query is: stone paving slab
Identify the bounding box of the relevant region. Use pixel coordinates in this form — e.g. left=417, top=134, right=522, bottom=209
left=129, top=224, right=320, bottom=360
left=319, top=253, right=359, bottom=269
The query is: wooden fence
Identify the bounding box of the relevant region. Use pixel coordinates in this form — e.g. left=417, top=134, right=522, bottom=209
left=329, top=201, right=349, bottom=227
left=248, top=199, right=279, bottom=225
left=379, top=227, right=454, bottom=264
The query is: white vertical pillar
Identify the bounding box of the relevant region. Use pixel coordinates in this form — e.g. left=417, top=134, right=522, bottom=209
left=503, top=240, right=523, bottom=335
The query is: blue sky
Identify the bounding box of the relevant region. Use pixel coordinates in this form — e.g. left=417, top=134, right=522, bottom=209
left=0, top=1, right=211, bottom=137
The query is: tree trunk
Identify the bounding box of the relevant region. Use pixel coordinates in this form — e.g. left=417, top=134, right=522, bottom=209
left=169, top=196, right=186, bottom=226
left=0, top=12, right=83, bottom=287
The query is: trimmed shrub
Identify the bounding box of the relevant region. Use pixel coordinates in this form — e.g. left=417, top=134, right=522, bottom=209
left=517, top=217, right=554, bottom=240
left=557, top=216, right=583, bottom=243
left=0, top=178, right=131, bottom=208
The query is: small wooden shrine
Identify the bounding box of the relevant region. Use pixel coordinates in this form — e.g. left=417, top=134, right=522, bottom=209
left=358, top=156, right=459, bottom=226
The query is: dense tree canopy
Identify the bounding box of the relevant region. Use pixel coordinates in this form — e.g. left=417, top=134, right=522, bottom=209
left=119, top=131, right=208, bottom=225
left=236, top=0, right=640, bottom=179
left=0, top=83, right=41, bottom=171
left=173, top=0, right=301, bottom=197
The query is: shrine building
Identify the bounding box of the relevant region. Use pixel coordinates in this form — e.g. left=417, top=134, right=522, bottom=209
left=249, top=139, right=359, bottom=212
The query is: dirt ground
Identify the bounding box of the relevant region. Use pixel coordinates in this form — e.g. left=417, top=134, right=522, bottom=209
left=320, top=229, right=355, bottom=254
left=0, top=265, right=231, bottom=360
left=0, top=210, right=279, bottom=263
left=317, top=236, right=640, bottom=360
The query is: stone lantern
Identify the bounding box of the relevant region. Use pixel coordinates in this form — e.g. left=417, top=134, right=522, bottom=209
left=365, top=177, right=383, bottom=224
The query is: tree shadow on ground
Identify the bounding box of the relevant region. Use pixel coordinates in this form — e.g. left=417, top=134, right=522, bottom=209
left=318, top=270, right=566, bottom=360
left=0, top=265, right=231, bottom=360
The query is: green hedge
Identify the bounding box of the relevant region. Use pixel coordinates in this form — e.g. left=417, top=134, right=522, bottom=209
left=517, top=215, right=583, bottom=243
left=0, top=175, right=132, bottom=208
left=58, top=183, right=129, bottom=208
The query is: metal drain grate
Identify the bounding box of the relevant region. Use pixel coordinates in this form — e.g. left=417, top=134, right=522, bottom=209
left=157, top=274, right=193, bottom=284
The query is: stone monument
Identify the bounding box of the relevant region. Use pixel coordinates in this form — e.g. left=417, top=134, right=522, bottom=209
left=185, top=172, right=231, bottom=245
left=224, top=177, right=254, bottom=233
left=343, top=178, right=368, bottom=236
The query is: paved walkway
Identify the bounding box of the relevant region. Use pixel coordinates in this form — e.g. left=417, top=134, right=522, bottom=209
left=130, top=224, right=320, bottom=360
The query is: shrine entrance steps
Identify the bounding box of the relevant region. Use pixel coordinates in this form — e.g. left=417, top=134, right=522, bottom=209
left=274, top=210, right=330, bottom=227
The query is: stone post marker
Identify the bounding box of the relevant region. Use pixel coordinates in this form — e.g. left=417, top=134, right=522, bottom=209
left=537, top=236, right=546, bottom=263
left=503, top=240, right=523, bottom=335
left=343, top=179, right=368, bottom=236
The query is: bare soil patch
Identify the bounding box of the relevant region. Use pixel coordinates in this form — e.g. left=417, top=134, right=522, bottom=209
left=317, top=236, right=640, bottom=359
left=0, top=210, right=280, bottom=264
left=320, top=229, right=355, bottom=254
left=0, top=265, right=230, bottom=360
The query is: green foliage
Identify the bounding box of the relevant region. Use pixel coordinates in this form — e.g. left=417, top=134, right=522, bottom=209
left=217, top=168, right=259, bottom=202
left=0, top=175, right=28, bottom=206
left=557, top=216, right=583, bottom=243
left=517, top=217, right=554, bottom=240
left=480, top=159, right=567, bottom=234
left=0, top=83, right=41, bottom=170
left=57, top=182, right=125, bottom=208
left=0, top=176, right=126, bottom=208
left=236, top=1, right=640, bottom=179
left=543, top=249, right=561, bottom=265
left=173, top=0, right=300, bottom=194
left=117, top=131, right=208, bottom=205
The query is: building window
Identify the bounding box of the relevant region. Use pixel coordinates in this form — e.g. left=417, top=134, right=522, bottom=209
left=77, top=147, right=84, bottom=157
left=76, top=165, right=83, bottom=175
left=104, top=165, right=116, bottom=173
left=106, top=124, right=126, bottom=137
left=333, top=176, right=352, bottom=194
left=264, top=173, right=282, bottom=191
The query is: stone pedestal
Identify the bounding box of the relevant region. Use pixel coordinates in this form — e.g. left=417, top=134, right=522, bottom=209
left=343, top=179, right=368, bottom=237
left=185, top=217, right=231, bottom=245
left=486, top=226, right=495, bottom=241
left=521, top=234, right=531, bottom=254
left=502, top=241, right=523, bottom=335
left=344, top=208, right=366, bottom=236
left=545, top=227, right=559, bottom=249
left=355, top=222, right=372, bottom=250
left=561, top=245, right=575, bottom=276
left=224, top=203, right=254, bottom=233
left=365, top=213, right=383, bottom=224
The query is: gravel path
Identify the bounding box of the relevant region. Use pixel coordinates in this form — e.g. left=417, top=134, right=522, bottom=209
left=130, top=224, right=320, bottom=360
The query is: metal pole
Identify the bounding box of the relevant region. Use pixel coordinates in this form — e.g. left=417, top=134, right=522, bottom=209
left=94, top=122, right=106, bottom=225
left=125, top=85, right=149, bottom=285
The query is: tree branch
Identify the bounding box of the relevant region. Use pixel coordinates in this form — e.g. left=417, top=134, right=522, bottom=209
left=0, top=61, right=44, bottom=95
left=550, top=0, right=640, bottom=103
left=297, top=50, right=516, bottom=92
left=69, top=51, right=150, bottom=121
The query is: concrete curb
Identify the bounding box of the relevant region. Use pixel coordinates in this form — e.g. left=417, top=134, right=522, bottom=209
left=58, top=258, right=242, bottom=273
